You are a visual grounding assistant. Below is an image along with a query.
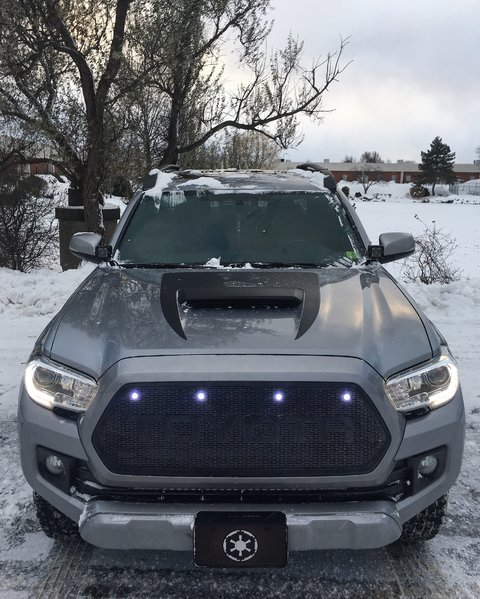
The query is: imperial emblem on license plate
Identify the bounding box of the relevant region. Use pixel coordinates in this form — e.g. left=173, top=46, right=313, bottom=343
left=223, top=529, right=258, bottom=562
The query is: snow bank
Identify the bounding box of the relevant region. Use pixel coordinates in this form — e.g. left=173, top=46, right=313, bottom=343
left=356, top=201, right=480, bottom=278
left=0, top=264, right=95, bottom=318
left=403, top=278, right=480, bottom=322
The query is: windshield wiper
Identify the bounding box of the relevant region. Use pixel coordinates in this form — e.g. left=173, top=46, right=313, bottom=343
left=119, top=261, right=348, bottom=270
left=248, top=262, right=325, bottom=269
left=120, top=262, right=208, bottom=269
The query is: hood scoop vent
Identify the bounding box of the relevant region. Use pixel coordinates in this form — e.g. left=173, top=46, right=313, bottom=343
left=161, top=271, right=319, bottom=340
left=179, top=287, right=303, bottom=310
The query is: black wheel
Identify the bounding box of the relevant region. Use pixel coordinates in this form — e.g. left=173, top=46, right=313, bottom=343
left=33, top=492, right=79, bottom=540
left=400, top=494, right=448, bottom=542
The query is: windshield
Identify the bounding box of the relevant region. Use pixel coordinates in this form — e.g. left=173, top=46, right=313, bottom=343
left=115, top=188, right=364, bottom=267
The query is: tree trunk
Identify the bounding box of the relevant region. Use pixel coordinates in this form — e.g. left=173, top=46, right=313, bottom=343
left=159, top=99, right=180, bottom=166
left=159, top=145, right=179, bottom=166
left=82, top=123, right=105, bottom=234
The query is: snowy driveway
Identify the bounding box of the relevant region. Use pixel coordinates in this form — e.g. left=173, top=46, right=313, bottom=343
left=1, top=199, right=480, bottom=598
left=0, top=431, right=479, bottom=599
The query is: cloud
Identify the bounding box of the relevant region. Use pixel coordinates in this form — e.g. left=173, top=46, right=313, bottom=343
left=268, top=0, right=480, bottom=162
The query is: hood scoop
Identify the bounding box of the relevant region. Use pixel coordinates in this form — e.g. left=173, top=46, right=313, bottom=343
left=161, top=271, right=319, bottom=340
left=179, top=287, right=303, bottom=309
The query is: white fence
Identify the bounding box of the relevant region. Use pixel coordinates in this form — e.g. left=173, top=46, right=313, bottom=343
left=449, top=182, right=480, bottom=196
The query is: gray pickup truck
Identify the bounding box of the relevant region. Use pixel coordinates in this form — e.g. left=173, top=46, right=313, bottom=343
left=18, top=165, right=464, bottom=567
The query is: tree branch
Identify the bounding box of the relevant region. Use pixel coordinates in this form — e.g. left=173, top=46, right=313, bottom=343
left=96, top=0, right=132, bottom=108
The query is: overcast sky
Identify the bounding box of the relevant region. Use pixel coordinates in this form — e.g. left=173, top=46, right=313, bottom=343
left=266, top=0, right=480, bottom=164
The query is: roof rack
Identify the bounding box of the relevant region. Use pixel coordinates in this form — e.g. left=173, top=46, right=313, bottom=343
left=159, top=164, right=181, bottom=172
left=296, top=163, right=337, bottom=192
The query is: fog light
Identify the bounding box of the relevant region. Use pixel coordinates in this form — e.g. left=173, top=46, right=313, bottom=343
left=45, top=455, right=65, bottom=476
left=418, top=455, right=438, bottom=477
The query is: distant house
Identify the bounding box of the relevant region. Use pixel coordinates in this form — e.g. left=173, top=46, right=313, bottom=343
left=277, top=159, right=480, bottom=184
left=0, top=136, right=60, bottom=176
left=21, top=144, right=59, bottom=176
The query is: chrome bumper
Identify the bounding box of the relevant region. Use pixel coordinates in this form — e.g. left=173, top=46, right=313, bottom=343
left=79, top=500, right=402, bottom=551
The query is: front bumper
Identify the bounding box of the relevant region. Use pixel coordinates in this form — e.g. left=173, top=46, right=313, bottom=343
left=79, top=500, right=402, bottom=551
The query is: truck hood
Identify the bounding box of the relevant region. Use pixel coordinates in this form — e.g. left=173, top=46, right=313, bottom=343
left=47, top=266, right=436, bottom=380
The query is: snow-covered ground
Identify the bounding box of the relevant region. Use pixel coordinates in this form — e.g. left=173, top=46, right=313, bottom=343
left=0, top=182, right=479, bottom=597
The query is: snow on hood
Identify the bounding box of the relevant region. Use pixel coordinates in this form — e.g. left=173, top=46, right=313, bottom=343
left=203, top=257, right=253, bottom=269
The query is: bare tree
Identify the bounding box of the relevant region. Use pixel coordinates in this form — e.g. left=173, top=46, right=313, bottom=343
left=360, top=150, right=384, bottom=163
left=0, top=0, right=348, bottom=231
left=0, top=0, right=133, bottom=232
left=125, top=0, right=349, bottom=167
left=184, top=130, right=280, bottom=170
left=350, top=150, right=385, bottom=193
left=352, top=163, right=385, bottom=194
left=403, top=215, right=461, bottom=285
left=0, top=170, right=57, bottom=271
left=0, top=119, right=39, bottom=175
left=223, top=131, right=280, bottom=169
left=343, top=155, right=356, bottom=163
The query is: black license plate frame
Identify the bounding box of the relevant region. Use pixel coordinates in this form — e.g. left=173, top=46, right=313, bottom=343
left=194, top=511, right=287, bottom=568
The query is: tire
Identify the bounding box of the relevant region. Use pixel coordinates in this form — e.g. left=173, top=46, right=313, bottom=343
left=33, top=492, right=79, bottom=540
left=400, top=494, right=448, bottom=542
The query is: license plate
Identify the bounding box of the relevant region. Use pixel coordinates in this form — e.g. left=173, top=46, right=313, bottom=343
left=194, top=511, right=287, bottom=567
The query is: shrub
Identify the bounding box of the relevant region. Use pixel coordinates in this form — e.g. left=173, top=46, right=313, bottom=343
left=0, top=173, right=57, bottom=272
left=410, top=184, right=430, bottom=198
left=402, top=215, right=461, bottom=285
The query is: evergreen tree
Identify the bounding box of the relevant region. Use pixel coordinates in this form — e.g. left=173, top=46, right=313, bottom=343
left=418, top=137, right=456, bottom=195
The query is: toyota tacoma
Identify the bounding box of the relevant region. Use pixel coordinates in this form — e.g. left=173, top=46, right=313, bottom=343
left=18, top=165, right=464, bottom=567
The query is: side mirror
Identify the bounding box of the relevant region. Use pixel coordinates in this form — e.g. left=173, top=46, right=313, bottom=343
left=368, top=232, right=415, bottom=264
left=69, top=232, right=112, bottom=262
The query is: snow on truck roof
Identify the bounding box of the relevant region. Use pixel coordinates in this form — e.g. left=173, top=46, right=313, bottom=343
left=142, top=167, right=335, bottom=197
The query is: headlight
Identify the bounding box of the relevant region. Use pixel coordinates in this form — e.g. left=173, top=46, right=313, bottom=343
left=385, top=350, right=459, bottom=414
left=24, top=357, right=97, bottom=413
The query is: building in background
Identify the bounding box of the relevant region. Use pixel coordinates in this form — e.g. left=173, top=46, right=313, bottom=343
left=277, top=159, right=480, bottom=184
left=21, top=144, right=59, bottom=176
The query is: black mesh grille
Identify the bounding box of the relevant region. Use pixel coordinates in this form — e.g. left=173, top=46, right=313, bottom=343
left=92, top=383, right=390, bottom=477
